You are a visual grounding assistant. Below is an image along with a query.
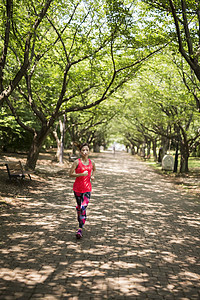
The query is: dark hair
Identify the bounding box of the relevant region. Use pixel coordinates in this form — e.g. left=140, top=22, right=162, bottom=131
left=79, top=143, right=89, bottom=151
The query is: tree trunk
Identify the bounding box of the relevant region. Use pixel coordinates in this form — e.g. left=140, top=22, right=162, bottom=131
left=93, top=143, right=100, bottom=153
left=152, top=139, right=157, bottom=161
left=173, top=143, right=179, bottom=173
left=158, top=138, right=168, bottom=162
left=158, top=147, right=163, bottom=163
left=147, top=140, right=151, bottom=157
left=179, top=142, right=189, bottom=173
left=56, top=141, right=62, bottom=162
left=140, top=144, right=146, bottom=157
left=72, top=143, right=77, bottom=155
left=52, top=125, right=60, bottom=162
left=59, top=115, right=66, bottom=164
left=131, top=145, right=135, bottom=155
left=26, top=128, right=49, bottom=170
left=136, top=144, right=140, bottom=154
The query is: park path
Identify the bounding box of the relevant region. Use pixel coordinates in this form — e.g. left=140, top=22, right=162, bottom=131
left=0, top=151, right=199, bottom=300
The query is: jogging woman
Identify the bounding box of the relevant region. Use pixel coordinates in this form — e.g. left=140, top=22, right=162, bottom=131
left=69, top=143, right=96, bottom=239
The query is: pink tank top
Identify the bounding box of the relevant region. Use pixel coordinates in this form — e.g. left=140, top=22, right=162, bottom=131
left=73, top=158, right=93, bottom=193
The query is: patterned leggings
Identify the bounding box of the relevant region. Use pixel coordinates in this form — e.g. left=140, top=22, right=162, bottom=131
left=74, top=191, right=91, bottom=228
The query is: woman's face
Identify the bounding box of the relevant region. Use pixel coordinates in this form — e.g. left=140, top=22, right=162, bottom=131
left=80, top=146, right=89, bottom=157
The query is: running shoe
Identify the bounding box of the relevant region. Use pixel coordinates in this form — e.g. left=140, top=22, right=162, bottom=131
left=76, top=229, right=82, bottom=239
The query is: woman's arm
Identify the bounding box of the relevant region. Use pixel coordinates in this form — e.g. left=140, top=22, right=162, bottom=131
left=91, top=160, right=96, bottom=181
left=69, top=160, right=88, bottom=177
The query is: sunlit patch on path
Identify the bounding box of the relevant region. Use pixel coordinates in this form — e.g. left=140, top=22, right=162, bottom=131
left=0, top=151, right=199, bottom=299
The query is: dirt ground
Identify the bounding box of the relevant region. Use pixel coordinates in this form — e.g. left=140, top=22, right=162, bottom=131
left=143, top=160, right=200, bottom=198
left=0, top=151, right=71, bottom=210
left=0, top=150, right=199, bottom=299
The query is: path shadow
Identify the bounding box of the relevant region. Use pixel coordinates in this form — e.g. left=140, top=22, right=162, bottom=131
left=0, top=152, right=199, bottom=299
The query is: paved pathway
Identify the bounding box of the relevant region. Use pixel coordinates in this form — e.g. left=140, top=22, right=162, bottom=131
left=0, top=151, right=199, bottom=300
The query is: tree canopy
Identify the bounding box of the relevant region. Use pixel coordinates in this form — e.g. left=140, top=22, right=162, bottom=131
left=0, top=0, right=199, bottom=172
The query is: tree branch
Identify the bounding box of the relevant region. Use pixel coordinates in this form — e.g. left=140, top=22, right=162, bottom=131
left=0, top=0, right=53, bottom=105
left=25, top=74, right=47, bottom=124
left=0, top=0, right=12, bottom=101
left=168, top=0, right=200, bottom=80
left=181, top=0, right=194, bottom=57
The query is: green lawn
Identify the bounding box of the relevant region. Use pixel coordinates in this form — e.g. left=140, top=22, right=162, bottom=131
left=188, top=157, right=200, bottom=169
left=144, top=156, right=200, bottom=173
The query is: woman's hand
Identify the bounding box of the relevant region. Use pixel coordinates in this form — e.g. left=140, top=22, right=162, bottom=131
left=82, top=170, right=88, bottom=176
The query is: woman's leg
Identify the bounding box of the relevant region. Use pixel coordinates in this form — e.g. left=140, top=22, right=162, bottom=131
left=74, top=191, right=91, bottom=229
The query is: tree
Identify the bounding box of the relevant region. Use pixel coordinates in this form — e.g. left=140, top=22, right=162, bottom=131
left=172, top=55, right=200, bottom=112
left=116, top=52, right=200, bottom=172
left=142, top=0, right=200, bottom=110
left=1, top=0, right=164, bottom=170
left=0, top=0, right=53, bottom=106
left=143, top=0, right=200, bottom=79
left=62, top=98, right=119, bottom=154
left=52, top=114, right=66, bottom=164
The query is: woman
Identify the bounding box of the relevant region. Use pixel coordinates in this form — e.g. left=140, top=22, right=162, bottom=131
left=69, top=143, right=96, bottom=239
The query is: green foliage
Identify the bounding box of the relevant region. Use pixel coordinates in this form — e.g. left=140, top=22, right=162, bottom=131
left=1, top=1, right=160, bottom=137
left=111, top=50, right=200, bottom=160
left=0, top=0, right=199, bottom=171
left=63, top=95, right=123, bottom=149
left=0, top=107, right=33, bottom=151
left=141, top=0, right=200, bottom=85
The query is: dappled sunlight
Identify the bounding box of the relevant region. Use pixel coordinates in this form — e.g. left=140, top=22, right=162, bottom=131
left=0, top=266, right=54, bottom=285
left=0, top=151, right=199, bottom=299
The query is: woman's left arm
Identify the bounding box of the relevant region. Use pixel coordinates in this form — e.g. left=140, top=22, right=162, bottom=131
left=91, top=160, right=96, bottom=181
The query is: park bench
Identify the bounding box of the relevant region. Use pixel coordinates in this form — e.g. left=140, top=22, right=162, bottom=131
left=5, top=161, right=32, bottom=180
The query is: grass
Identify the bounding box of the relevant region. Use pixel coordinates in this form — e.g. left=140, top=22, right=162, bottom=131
left=188, top=157, right=200, bottom=169
left=144, top=155, right=200, bottom=173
